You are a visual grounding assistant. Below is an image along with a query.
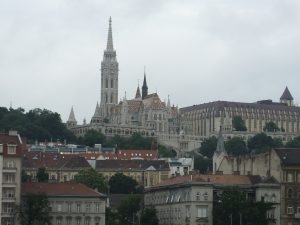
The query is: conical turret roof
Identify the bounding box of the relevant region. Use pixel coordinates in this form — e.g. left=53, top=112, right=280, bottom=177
left=67, top=106, right=77, bottom=123
left=135, top=86, right=141, bottom=99
left=106, top=17, right=114, bottom=51
left=92, top=102, right=102, bottom=118
left=280, top=86, right=294, bottom=100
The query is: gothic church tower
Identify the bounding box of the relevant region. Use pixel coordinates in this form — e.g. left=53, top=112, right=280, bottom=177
left=100, top=17, right=119, bottom=118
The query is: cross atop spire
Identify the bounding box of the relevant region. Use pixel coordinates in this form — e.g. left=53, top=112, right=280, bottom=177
left=106, top=16, right=114, bottom=51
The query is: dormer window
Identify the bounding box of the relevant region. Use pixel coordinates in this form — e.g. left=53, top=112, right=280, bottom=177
left=7, top=145, right=16, bottom=155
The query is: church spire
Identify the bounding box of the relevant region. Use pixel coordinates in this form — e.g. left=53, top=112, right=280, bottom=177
left=67, top=106, right=77, bottom=123
left=106, top=17, right=114, bottom=51
left=135, top=85, right=141, bottom=99
left=66, top=106, right=77, bottom=128
left=142, top=67, right=148, bottom=99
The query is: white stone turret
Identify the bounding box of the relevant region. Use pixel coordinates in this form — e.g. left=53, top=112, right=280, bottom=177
left=100, top=17, right=119, bottom=118
left=91, top=102, right=102, bottom=124
left=66, top=106, right=77, bottom=128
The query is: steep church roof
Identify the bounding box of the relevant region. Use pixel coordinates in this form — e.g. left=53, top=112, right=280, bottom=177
left=280, top=86, right=294, bottom=100
left=67, top=106, right=77, bottom=123
left=135, top=86, right=141, bottom=99
left=92, top=102, right=102, bottom=118
left=106, top=17, right=114, bottom=51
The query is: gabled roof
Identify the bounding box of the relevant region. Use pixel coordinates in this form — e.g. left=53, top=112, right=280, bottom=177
left=280, top=86, right=294, bottom=100
left=274, top=148, right=300, bottom=165
left=22, top=182, right=106, bottom=197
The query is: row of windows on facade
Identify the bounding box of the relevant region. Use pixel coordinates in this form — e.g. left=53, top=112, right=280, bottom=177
left=50, top=202, right=102, bottom=213
left=286, top=172, right=300, bottom=183
left=147, top=191, right=209, bottom=205
left=185, top=107, right=299, bottom=116
left=286, top=188, right=300, bottom=198
left=287, top=205, right=300, bottom=215
left=157, top=205, right=208, bottom=220
left=52, top=217, right=101, bottom=225
left=0, top=144, right=16, bottom=154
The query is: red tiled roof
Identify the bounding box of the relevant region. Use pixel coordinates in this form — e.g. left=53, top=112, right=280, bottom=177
left=0, top=133, right=27, bottom=157
left=22, top=182, right=105, bottom=197
left=153, top=174, right=277, bottom=188
left=95, top=159, right=169, bottom=172
left=127, top=100, right=142, bottom=113
left=22, top=152, right=91, bottom=170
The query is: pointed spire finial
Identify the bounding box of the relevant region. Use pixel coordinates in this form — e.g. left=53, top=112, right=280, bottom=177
left=106, top=16, right=114, bottom=51
left=67, top=106, right=77, bottom=123
left=142, top=68, right=148, bottom=99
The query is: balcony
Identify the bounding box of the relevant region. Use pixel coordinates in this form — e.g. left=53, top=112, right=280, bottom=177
left=2, top=182, right=17, bottom=188
left=2, top=167, right=17, bottom=173
left=2, top=197, right=16, bottom=203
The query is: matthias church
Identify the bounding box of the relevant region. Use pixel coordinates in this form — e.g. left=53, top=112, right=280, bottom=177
left=67, top=18, right=179, bottom=137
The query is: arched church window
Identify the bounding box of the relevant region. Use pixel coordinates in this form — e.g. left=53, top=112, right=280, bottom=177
left=105, top=93, right=108, bottom=103
left=106, top=79, right=108, bottom=88
left=111, top=79, right=113, bottom=88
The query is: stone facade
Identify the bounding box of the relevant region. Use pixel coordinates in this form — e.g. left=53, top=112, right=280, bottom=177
left=180, top=87, right=300, bottom=142
left=144, top=174, right=280, bottom=225
left=215, top=148, right=300, bottom=225
left=22, top=182, right=106, bottom=225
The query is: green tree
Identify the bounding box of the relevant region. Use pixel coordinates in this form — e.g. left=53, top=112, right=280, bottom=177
left=83, top=129, right=106, bottom=147
left=213, top=186, right=273, bottom=225
left=141, top=206, right=159, bottom=225
left=232, top=116, right=247, bottom=131
left=109, top=173, right=141, bottom=194
left=194, top=156, right=212, bottom=173
left=19, top=192, right=51, bottom=225
left=225, top=137, right=248, bottom=156
left=106, top=207, right=120, bottom=225
left=199, top=136, right=217, bottom=158
left=263, top=121, right=280, bottom=132
left=286, top=136, right=300, bottom=148
left=118, top=195, right=142, bottom=225
left=36, top=167, right=49, bottom=182
left=158, top=145, right=177, bottom=157
left=247, top=133, right=279, bottom=153
left=74, top=168, right=107, bottom=192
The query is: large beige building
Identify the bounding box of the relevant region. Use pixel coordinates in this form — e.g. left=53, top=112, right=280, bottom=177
left=144, top=174, right=280, bottom=225
left=22, top=182, right=106, bottom=225
left=0, top=131, right=25, bottom=225
left=180, top=87, right=300, bottom=141
left=214, top=146, right=300, bottom=225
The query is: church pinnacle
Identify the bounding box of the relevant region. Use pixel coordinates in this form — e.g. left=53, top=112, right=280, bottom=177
left=106, top=17, right=114, bottom=51
left=142, top=68, right=148, bottom=99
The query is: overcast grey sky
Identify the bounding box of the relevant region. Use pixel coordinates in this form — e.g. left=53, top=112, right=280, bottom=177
left=1, top=0, right=300, bottom=123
